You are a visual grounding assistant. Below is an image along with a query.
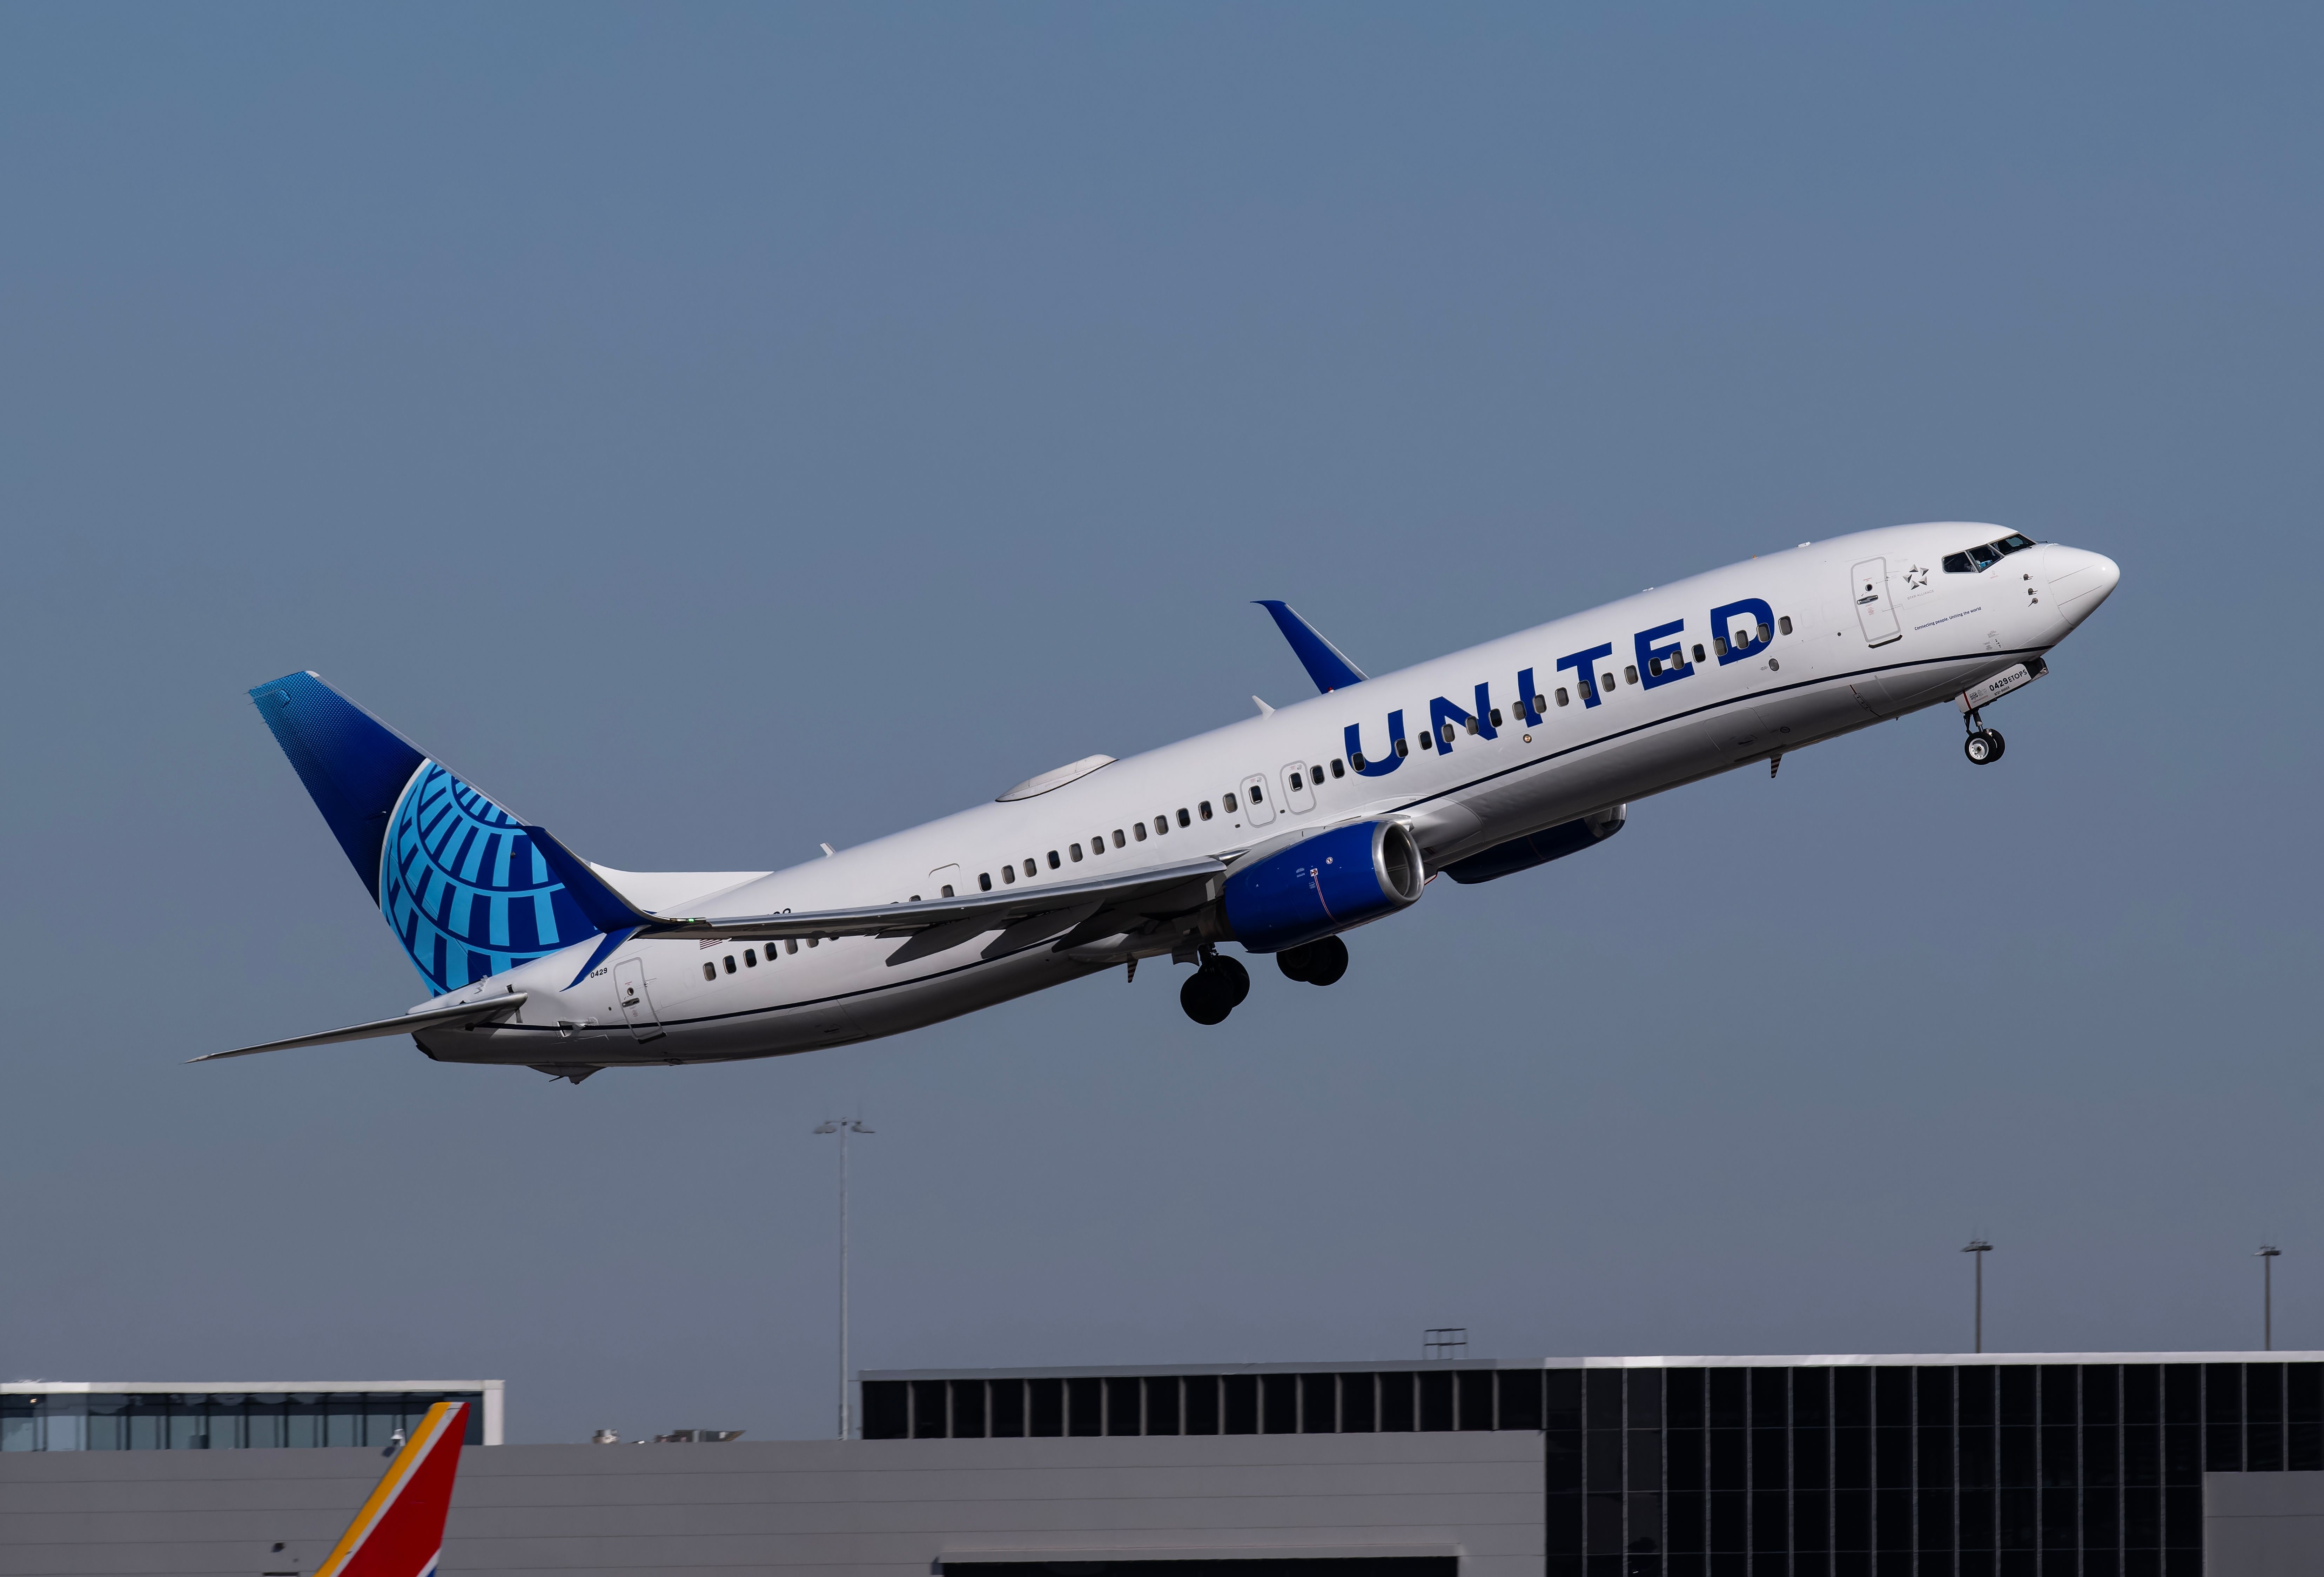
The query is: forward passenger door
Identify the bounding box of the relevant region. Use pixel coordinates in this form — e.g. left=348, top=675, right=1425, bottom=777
left=1850, top=558, right=1903, bottom=648
left=1280, top=763, right=1317, bottom=814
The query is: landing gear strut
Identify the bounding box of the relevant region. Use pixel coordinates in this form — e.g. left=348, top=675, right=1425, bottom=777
left=1276, top=935, right=1349, bottom=986
left=1179, top=951, right=1251, bottom=1025
left=1961, top=708, right=2006, bottom=767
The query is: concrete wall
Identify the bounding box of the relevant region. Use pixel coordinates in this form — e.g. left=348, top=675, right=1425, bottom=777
left=0, top=1433, right=1542, bottom=1577
left=2207, top=1470, right=2324, bottom=1577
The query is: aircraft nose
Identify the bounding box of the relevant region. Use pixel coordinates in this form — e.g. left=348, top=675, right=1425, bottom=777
left=2047, top=546, right=2121, bottom=624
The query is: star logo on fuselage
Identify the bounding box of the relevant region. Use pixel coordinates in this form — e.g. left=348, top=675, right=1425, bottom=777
left=1903, top=564, right=1930, bottom=590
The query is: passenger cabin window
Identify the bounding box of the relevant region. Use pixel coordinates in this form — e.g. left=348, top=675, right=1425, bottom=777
left=703, top=963, right=717, bottom=981
left=1047, top=851, right=1060, bottom=869
left=1394, top=737, right=1409, bottom=757
left=1024, top=858, right=1038, bottom=877
left=1198, top=802, right=1212, bottom=820
left=1311, top=763, right=1326, bottom=783
left=745, top=949, right=757, bottom=966
left=723, top=955, right=736, bottom=974
left=1175, top=808, right=1190, bottom=827
left=979, top=872, right=993, bottom=891
left=1002, top=865, right=1016, bottom=884
left=786, top=938, right=799, bottom=954
left=1248, top=786, right=1262, bottom=803
left=1069, top=843, right=1082, bottom=862
left=1532, top=693, right=1546, bottom=713
left=1112, top=829, right=1126, bottom=847
left=1134, top=822, right=1147, bottom=841
left=1288, top=772, right=1303, bottom=791
left=1330, top=760, right=1344, bottom=777
left=1419, top=730, right=1433, bottom=750
left=1778, top=616, right=1792, bottom=635
left=1223, top=791, right=1238, bottom=811
left=1624, top=665, right=1639, bottom=684
left=807, top=937, right=818, bottom=948
left=1488, top=709, right=1502, bottom=727
left=1154, top=816, right=1168, bottom=835
left=942, top=883, right=955, bottom=896
left=1713, top=636, right=1729, bottom=655
left=1556, top=687, right=1570, bottom=706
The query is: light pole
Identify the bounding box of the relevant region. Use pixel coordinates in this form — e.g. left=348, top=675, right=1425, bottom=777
left=1963, top=1240, right=1993, bottom=1353
left=2258, top=1246, right=2281, bottom=1352
left=815, top=1117, right=874, bottom=1439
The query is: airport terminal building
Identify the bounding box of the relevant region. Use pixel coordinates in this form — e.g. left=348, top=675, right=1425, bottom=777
left=4, top=1355, right=2321, bottom=1576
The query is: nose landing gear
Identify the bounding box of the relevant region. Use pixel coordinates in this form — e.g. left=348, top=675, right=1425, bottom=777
left=1960, top=703, right=2007, bottom=766
left=1179, top=951, right=1251, bottom=1025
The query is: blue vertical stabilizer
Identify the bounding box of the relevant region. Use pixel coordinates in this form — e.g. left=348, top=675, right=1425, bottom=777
left=249, top=673, right=601, bottom=994
left=1253, top=601, right=1368, bottom=694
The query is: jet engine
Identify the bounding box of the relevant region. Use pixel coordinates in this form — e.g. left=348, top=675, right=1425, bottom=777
left=1221, top=819, right=1423, bottom=953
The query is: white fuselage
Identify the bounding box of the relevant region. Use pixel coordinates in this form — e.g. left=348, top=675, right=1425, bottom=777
left=414, top=524, right=2118, bottom=1070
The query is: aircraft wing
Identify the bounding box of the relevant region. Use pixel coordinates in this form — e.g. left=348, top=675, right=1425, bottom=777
left=523, top=823, right=1225, bottom=943
left=194, top=993, right=531, bottom=1063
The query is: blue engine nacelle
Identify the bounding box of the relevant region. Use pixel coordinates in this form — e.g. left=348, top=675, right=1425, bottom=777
left=1221, top=819, right=1424, bottom=953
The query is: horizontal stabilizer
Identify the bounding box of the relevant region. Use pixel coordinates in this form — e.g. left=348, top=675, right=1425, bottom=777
left=195, top=994, right=529, bottom=1063
left=1253, top=601, right=1367, bottom=694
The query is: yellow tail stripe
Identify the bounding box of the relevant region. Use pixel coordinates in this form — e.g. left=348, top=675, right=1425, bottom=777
left=311, top=1401, right=462, bottom=1577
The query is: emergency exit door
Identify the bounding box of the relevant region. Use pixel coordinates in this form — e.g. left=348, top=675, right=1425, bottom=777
left=613, top=958, right=664, bottom=1043
left=1851, top=558, right=1902, bottom=647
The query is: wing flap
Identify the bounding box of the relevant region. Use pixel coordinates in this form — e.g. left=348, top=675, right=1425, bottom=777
left=195, top=994, right=530, bottom=1063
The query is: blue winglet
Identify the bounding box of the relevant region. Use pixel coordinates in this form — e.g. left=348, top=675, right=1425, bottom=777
left=520, top=824, right=658, bottom=934
left=1254, top=601, right=1368, bottom=694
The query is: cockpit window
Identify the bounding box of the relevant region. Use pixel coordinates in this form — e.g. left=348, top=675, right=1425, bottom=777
left=1948, top=533, right=2038, bottom=573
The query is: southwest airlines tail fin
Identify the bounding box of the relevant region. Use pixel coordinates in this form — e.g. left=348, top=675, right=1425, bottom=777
left=314, top=1400, right=468, bottom=1577
left=250, top=673, right=601, bottom=995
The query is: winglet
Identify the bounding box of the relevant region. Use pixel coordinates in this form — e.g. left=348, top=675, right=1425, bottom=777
left=520, top=825, right=658, bottom=932
left=313, top=1399, right=469, bottom=1577
left=1252, top=602, right=1367, bottom=694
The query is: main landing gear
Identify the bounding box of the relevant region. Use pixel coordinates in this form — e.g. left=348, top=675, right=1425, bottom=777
left=1275, top=935, right=1349, bottom=987
left=1178, top=938, right=1352, bottom=1025
left=1179, top=952, right=1250, bottom=1025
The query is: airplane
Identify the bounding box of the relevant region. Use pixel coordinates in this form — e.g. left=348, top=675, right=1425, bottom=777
left=204, top=523, right=2117, bottom=1081
left=311, top=1400, right=468, bottom=1577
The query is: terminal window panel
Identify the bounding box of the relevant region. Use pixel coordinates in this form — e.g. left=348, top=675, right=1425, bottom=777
left=1537, top=1362, right=2323, bottom=1577
left=0, top=1392, right=484, bottom=1451
left=854, top=1350, right=2324, bottom=1577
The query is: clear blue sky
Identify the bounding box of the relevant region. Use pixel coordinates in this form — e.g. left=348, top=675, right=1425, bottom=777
left=2, top=4, right=2318, bottom=1444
